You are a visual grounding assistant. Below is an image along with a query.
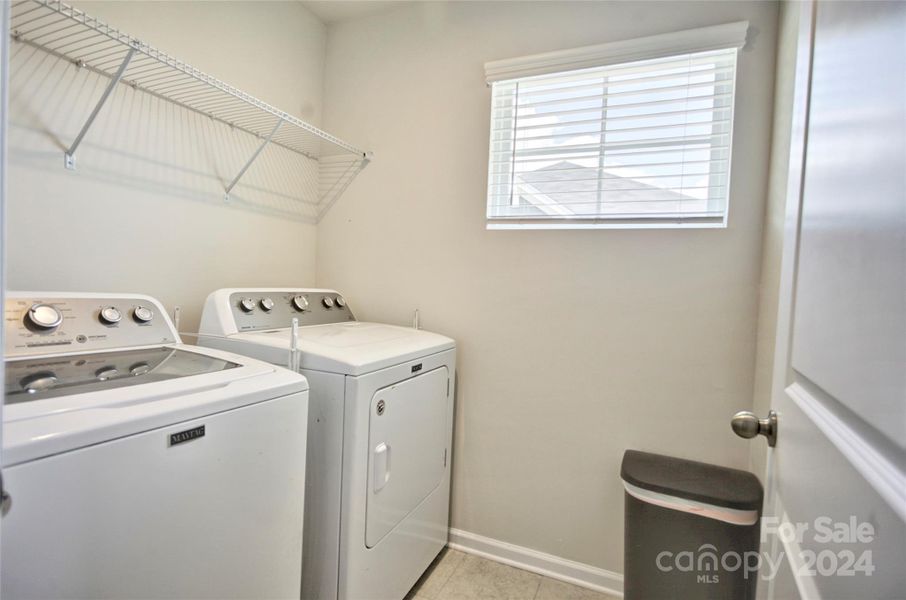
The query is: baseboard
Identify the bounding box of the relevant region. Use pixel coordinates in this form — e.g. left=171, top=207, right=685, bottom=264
left=447, top=528, right=624, bottom=598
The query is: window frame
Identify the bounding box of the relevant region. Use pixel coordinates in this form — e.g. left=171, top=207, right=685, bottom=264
left=484, top=22, right=748, bottom=230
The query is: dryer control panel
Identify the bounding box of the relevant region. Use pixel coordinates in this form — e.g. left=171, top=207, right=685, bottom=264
left=5, top=294, right=177, bottom=358
left=227, top=290, right=356, bottom=332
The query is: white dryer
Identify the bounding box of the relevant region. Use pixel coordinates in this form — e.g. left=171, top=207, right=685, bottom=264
left=198, top=289, right=456, bottom=600
left=2, top=292, right=310, bottom=600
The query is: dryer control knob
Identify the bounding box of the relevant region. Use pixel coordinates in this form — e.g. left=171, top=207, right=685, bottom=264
left=260, top=297, right=275, bottom=312
left=322, top=296, right=335, bottom=308
left=335, top=296, right=346, bottom=308
left=239, top=298, right=256, bottom=313
left=133, top=306, right=154, bottom=323
left=99, top=306, right=122, bottom=325
left=292, top=295, right=309, bottom=312
left=26, top=303, right=63, bottom=330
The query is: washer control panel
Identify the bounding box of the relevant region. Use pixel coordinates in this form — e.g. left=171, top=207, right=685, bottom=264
left=5, top=295, right=177, bottom=358
left=229, top=290, right=355, bottom=331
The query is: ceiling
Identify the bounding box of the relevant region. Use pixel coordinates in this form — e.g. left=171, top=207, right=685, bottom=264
left=300, top=1, right=410, bottom=24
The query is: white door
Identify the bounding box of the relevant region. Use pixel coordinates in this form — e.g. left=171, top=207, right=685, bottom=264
left=759, top=1, right=906, bottom=598
left=0, top=0, right=10, bottom=582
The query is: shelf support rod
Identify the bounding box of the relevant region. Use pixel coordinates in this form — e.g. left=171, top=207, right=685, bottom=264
left=64, top=45, right=137, bottom=170
left=224, top=118, right=284, bottom=201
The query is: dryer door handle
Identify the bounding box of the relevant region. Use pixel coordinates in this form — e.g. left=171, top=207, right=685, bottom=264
left=373, top=442, right=391, bottom=493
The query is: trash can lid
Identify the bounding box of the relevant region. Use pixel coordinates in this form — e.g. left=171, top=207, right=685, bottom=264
left=620, top=450, right=763, bottom=511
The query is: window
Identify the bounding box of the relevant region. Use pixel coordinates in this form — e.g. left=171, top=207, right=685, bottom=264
left=485, top=22, right=747, bottom=229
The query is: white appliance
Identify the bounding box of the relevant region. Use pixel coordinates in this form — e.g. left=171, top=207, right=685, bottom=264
left=2, top=292, right=310, bottom=600
left=198, top=288, right=455, bottom=600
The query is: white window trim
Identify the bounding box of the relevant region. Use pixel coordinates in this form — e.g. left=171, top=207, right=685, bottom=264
left=484, top=22, right=747, bottom=230
left=484, top=21, right=749, bottom=84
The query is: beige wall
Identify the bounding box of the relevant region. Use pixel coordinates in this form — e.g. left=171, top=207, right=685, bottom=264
left=7, top=1, right=326, bottom=332
left=749, top=1, right=800, bottom=481
left=317, top=1, right=779, bottom=575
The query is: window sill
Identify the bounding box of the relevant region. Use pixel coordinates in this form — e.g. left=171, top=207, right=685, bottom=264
left=486, top=220, right=728, bottom=230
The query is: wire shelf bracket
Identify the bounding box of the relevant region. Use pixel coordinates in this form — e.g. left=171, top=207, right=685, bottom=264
left=224, top=118, right=283, bottom=202
left=64, top=43, right=136, bottom=170
left=9, top=0, right=370, bottom=220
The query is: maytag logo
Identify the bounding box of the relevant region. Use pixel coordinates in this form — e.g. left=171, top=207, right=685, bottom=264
left=411, top=363, right=423, bottom=373
left=169, top=425, right=205, bottom=446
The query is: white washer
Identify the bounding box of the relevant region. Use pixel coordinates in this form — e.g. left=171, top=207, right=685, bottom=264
left=2, top=292, right=310, bottom=600
left=198, top=288, right=456, bottom=600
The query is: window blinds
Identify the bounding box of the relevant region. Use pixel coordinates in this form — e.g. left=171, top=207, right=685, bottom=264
left=485, top=25, right=746, bottom=229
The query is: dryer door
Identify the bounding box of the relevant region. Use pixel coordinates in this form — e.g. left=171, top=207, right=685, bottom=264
left=365, top=366, right=449, bottom=548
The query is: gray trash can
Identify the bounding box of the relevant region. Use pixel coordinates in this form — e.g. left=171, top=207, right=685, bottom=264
left=621, top=450, right=763, bottom=600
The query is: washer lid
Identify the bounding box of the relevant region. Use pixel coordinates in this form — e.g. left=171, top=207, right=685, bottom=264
left=232, top=322, right=455, bottom=375
left=2, top=344, right=308, bottom=466
left=5, top=347, right=239, bottom=403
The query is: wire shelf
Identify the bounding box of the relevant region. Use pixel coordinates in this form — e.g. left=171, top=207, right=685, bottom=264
left=8, top=0, right=369, bottom=220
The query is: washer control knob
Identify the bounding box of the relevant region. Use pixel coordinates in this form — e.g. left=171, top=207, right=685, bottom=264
left=95, top=367, right=118, bottom=381
left=99, top=306, right=122, bottom=325
left=26, top=303, right=63, bottom=330
left=239, top=298, right=256, bottom=313
left=132, top=306, right=154, bottom=323
left=130, top=362, right=151, bottom=376
left=322, top=296, right=335, bottom=309
left=292, top=295, right=309, bottom=312
left=260, top=297, right=275, bottom=312
left=21, top=372, right=58, bottom=394
left=335, top=296, right=347, bottom=308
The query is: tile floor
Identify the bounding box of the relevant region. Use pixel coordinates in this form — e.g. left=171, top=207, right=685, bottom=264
left=406, top=548, right=620, bottom=600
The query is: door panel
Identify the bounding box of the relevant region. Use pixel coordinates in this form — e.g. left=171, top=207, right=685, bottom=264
left=773, top=387, right=904, bottom=598
left=365, top=367, right=448, bottom=548
left=789, top=0, right=906, bottom=448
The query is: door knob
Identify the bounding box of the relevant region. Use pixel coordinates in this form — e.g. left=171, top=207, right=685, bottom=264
left=731, top=410, right=778, bottom=447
